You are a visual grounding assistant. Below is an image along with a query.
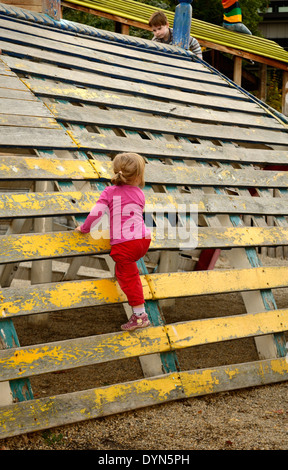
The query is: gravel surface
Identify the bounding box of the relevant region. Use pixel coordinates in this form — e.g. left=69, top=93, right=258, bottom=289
left=1, top=255, right=288, bottom=450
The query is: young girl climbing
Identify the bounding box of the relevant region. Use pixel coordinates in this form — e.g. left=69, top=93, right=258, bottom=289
left=75, top=152, right=151, bottom=331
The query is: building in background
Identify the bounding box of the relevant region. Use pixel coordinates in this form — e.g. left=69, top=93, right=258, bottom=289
left=259, top=0, right=288, bottom=50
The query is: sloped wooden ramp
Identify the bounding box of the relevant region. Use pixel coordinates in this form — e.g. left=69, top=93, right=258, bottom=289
left=1, top=3, right=288, bottom=439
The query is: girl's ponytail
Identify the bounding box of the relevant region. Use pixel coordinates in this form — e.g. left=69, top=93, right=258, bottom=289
left=111, top=169, right=127, bottom=185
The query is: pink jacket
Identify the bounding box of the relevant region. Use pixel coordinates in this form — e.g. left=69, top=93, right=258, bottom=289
left=79, top=184, right=151, bottom=245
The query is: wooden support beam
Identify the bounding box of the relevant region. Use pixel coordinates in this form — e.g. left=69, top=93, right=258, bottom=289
left=259, top=63, right=267, bottom=102
left=233, top=56, right=242, bottom=86
left=29, top=181, right=53, bottom=326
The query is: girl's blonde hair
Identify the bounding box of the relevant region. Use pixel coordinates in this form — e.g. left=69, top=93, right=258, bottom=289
left=111, top=153, right=145, bottom=188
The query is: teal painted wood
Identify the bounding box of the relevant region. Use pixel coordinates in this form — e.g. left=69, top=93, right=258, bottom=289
left=136, top=259, right=180, bottom=374
left=228, top=213, right=287, bottom=358
left=0, top=319, right=33, bottom=402
left=172, top=0, right=193, bottom=50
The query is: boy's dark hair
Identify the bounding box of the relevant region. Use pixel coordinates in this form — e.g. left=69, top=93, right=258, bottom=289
left=148, top=11, right=168, bottom=27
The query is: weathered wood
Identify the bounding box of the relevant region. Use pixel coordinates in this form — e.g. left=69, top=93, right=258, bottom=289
left=2, top=225, right=288, bottom=265
left=0, top=372, right=183, bottom=438
left=1, top=190, right=288, bottom=218
left=0, top=40, right=244, bottom=99
left=2, top=156, right=288, bottom=189
left=0, top=115, right=60, bottom=128
left=46, top=103, right=288, bottom=145
left=44, top=128, right=288, bottom=165
left=0, top=127, right=76, bottom=148
left=180, top=357, right=288, bottom=398
left=0, top=98, right=53, bottom=117
left=1, top=357, right=288, bottom=439
left=0, top=325, right=169, bottom=381
left=0, top=23, right=227, bottom=86
left=0, top=156, right=98, bottom=180
left=30, top=180, right=53, bottom=326
left=2, top=266, right=288, bottom=318
left=166, top=310, right=288, bottom=350
left=1, top=307, right=288, bottom=382
left=1, top=56, right=256, bottom=112
left=0, top=16, right=203, bottom=73
left=26, top=77, right=270, bottom=124
left=0, top=74, right=28, bottom=91
left=93, top=159, right=288, bottom=188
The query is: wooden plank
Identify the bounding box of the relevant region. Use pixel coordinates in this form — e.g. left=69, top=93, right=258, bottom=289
left=45, top=129, right=288, bottom=165
left=0, top=325, right=169, bottom=381
left=0, top=87, right=36, bottom=100
left=93, top=159, right=288, bottom=188
left=0, top=115, right=61, bottom=128
left=0, top=39, right=244, bottom=99
left=0, top=372, right=183, bottom=438
left=31, top=126, right=288, bottom=166
left=1, top=190, right=288, bottom=218
left=147, top=266, right=288, bottom=300
left=166, top=309, right=288, bottom=350
left=0, top=17, right=215, bottom=74
left=2, top=266, right=288, bottom=318
left=0, top=98, right=53, bottom=117
left=46, top=102, right=288, bottom=145
left=1, top=357, right=288, bottom=438
left=2, top=226, right=288, bottom=265
left=1, top=56, right=256, bottom=112
left=2, top=156, right=288, bottom=188
left=0, top=156, right=98, bottom=180
left=26, top=78, right=276, bottom=130
left=0, top=24, right=229, bottom=86
left=0, top=74, right=28, bottom=91
left=1, top=307, right=288, bottom=382
left=180, top=357, right=288, bottom=398
left=0, top=127, right=77, bottom=148
left=0, top=277, right=147, bottom=317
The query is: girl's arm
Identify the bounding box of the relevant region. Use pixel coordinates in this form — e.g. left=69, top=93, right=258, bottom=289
left=76, top=188, right=110, bottom=233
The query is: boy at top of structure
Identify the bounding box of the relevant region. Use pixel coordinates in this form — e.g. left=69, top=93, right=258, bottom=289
left=149, top=11, right=203, bottom=59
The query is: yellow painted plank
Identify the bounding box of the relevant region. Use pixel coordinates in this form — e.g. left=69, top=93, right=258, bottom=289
left=0, top=156, right=98, bottom=180
left=2, top=266, right=288, bottom=319
left=146, top=266, right=288, bottom=299
left=1, top=357, right=288, bottom=438
left=1, top=308, right=288, bottom=381
left=0, top=325, right=168, bottom=381
left=2, top=226, right=288, bottom=265
left=0, top=277, right=152, bottom=317
left=166, top=309, right=288, bottom=350
left=2, top=189, right=288, bottom=218
left=0, top=372, right=183, bottom=438
left=180, top=357, right=288, bottom=398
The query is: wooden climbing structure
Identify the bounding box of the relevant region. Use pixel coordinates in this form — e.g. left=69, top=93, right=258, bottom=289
left=1, top=2, right=288, bottom=439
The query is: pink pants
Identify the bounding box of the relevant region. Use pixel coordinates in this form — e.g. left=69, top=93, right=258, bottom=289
left=110, top=238, right=151, bottom=306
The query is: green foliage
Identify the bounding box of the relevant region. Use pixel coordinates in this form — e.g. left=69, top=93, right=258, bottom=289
left=42, top=430, right=64, bottom=446
left=266, top=70, right=282, bottom=112
left=239, top=0, right=269, bottom=36
left=62, top=7, right=115, bottom=31
left=192, top=0, right=223, bottom=25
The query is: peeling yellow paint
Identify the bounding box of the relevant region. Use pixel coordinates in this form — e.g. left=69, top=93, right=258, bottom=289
left=180, top=369, right=220, bottom=396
